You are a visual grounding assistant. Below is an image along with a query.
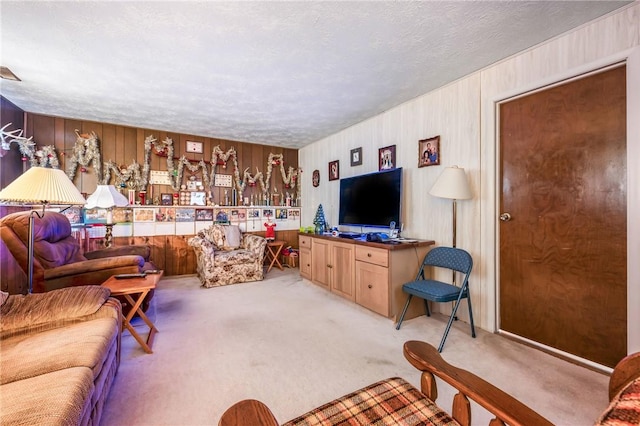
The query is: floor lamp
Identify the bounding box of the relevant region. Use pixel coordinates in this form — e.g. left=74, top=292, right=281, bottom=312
left=85, top=185, right=130, bottom=248
left=429, top=166, right=472, bottom=286
left=0, top=167, right=86, bottom=293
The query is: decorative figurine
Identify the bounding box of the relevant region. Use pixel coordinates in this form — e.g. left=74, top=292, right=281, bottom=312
left=264, top=217, right=276, bottom=241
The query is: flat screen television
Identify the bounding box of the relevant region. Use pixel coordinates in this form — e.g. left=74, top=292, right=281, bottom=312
left=338, top=168, right=402, bottom=229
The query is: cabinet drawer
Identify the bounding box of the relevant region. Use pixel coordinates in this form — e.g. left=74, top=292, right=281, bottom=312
left=355, top=261, right=389, bottom=317
left=299, top=235, right=312, bottom=249
left=355, top=246, right=388, bottom=267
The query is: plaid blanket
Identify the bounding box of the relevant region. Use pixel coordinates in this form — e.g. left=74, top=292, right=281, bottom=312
left=596, top=377, right=640, bottom=425
left=283, top=377, right=460, bottom=426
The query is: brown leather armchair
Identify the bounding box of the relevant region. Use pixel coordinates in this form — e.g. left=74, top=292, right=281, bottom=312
left=0, top=210, right=156, bottom=310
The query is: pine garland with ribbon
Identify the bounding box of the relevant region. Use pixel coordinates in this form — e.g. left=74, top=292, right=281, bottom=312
left=66, top=130, right=102, bottom=182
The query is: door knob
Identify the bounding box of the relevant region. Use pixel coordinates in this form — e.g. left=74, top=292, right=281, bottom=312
left=499, top=213, right=512, bottom=222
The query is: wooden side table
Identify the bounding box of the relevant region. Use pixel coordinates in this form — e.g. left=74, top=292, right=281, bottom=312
left=102, top=271, right=163, bottom=354
left=264, top=241, right=286, bottom=273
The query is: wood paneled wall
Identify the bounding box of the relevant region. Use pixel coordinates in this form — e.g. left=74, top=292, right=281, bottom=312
left=0, top=98, right=28, bottom=293
left=25, top=113, right=299, bottom=203
left=85, top=230, right=300, bottom=277
left=1, top=113, right=300, bottom=291
left=0, top=96, right=25, bottom=187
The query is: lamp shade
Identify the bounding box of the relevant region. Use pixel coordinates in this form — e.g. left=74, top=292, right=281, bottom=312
left=0, top=167, right=86, bottom=205
left=85, top=185, right=129, bottom=209
left=429, top=166, right=472, bottom=200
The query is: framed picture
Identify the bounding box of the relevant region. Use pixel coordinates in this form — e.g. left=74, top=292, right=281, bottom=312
left=187, top=180, right=202, bottom=191
left=379, top=145, right=396, bottom=171
left=156, top=207, right=176, bottom=222
left=133, top=208, right=156, bottom=222
left=329, top=160, right=339, bottom=181
left=84, top=208, right=107, bottom=224
left=350, top=147, right=362, bottom=166
left=62, top=207, right=83, bottom=224
left=312, top=170, right=320, bottom=187
left=186, top=140, right=203, bottom=154
left=418, top=136, right=440, bottom=167
left=112, top=207, right=132, bottom=223
left=215, top=209, right=229, bottom=223
left=195, top=208, right=214, bottom=221
left=176, top=208, right=195, bottom=222
left=190, top=191, right=206, bottom=206
left=161, top=193, right=173, bottom=206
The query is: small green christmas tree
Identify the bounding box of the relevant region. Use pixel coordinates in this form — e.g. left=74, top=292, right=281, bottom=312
left=313, top=204, right=327, bottom=233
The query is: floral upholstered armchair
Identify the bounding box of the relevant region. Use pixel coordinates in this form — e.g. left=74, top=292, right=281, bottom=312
left=188, top=224, right=267, bottom=288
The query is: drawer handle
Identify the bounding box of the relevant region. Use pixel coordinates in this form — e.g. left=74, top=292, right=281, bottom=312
left=367, top=253, right=372, bottom=257
left=368, top=284, right=373, bottom=289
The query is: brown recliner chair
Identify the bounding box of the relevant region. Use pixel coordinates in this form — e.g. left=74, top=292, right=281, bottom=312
left=0, top=210, right=156, bottom=311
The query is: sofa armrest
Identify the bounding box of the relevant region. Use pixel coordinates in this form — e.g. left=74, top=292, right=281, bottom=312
left=43, top=255, right=145, bottom=281
left=403, top=341, right=553, bottom=426
left=219, top=399, right=279, bottom=426
left=0, top=286, right=112, bottom=339
left=85, top=245, right=150, bottom=260
left=609, top=351, right=640, bottom=400
left=242, top=234, right=267, bottom=258
left=188, top=236, right=219, bottom=255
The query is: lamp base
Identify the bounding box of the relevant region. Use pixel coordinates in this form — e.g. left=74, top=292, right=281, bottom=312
left=105, top=224, right=114, bottom=248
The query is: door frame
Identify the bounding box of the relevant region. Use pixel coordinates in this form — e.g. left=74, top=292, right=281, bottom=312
left=481, top=47, right=640, bottom=369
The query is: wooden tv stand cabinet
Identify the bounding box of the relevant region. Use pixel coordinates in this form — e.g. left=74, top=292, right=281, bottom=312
left=299, top=233, right=435, bottom=321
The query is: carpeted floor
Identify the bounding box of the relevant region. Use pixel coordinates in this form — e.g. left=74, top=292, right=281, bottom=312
left=101, top=269, right=609, bottom=425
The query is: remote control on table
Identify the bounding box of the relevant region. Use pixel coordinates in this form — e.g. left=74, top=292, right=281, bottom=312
left=114, top=273, right=147, bottom=279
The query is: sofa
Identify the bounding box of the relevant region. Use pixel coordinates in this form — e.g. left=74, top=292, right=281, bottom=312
left=0, top=210, right=156, bottom=312
left=220, top=340, right=640, bottom=426
left=189, top=224, right=267, bottom=287
left=0, top=285, right=121, bottom=426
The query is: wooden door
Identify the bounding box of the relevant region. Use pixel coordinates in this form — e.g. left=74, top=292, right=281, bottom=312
left=499, top=66, right=627, bottom=368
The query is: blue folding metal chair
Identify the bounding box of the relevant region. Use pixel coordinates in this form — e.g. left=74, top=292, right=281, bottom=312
left=395, top=246, right=475, bottom=352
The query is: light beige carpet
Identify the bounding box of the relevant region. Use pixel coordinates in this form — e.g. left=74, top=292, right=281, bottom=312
left=101, top=269, right=609, bottom=425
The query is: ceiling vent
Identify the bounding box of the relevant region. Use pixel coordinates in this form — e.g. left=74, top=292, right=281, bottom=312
left=0, top=67, right=21, bottom=81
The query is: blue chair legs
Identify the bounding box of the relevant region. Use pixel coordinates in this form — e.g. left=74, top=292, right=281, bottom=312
left=437, top=293, right=476, bottom=352
left=396, top=296, right=432, bottom=330
left=397, top=292, right=476, bottom=353
left=395, top=295, right=412, bottom=330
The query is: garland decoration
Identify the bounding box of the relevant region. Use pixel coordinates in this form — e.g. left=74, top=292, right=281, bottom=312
left=33, top=145, right=60, bottom=169
left=280, top=166, right=299, bottom=189
left=99, top=134, right=300, bottom=205
left=66, top=130, right=102, bottom=182
left=1, top=124, right=301, bottom=205
left=174, top=156, right=210, bottom=191
left=103, top=160, right=146, bottom=190
left=211, top=145, right=236, bottom=167
left=101, top=135, right=153, bottom=190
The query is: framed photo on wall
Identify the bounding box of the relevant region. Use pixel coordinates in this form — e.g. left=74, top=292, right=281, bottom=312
left=329, top=160, right=339, bottom=181
left=350, top=147, right=362, bottom=166
left=378, top=145, right=396, bottom=171
left=418, top=136, right=440, bottom=167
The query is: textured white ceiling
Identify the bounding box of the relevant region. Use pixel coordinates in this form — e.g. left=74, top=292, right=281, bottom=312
left=0, top=1, right=631, bottom=148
